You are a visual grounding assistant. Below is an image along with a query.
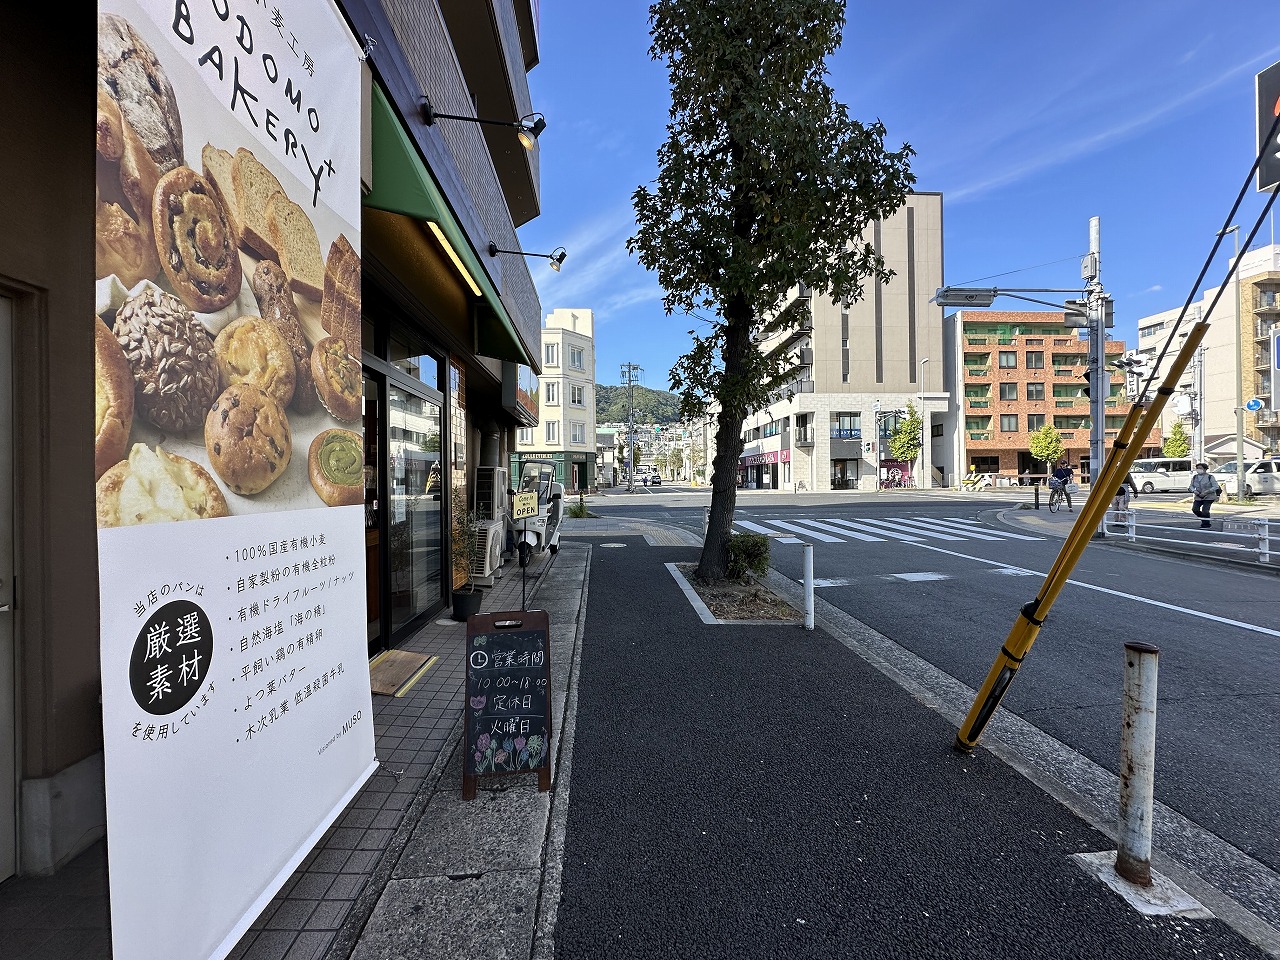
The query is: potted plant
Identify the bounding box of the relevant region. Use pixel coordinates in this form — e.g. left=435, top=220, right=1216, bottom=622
left=451, top=487, right=485, bottom=621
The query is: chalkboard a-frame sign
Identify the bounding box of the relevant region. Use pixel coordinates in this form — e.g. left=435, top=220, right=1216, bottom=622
left=463, top=610, right=552, bottom=800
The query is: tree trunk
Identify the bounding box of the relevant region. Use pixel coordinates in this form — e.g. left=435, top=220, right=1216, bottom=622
left=696, top=295, right=752, bottom=582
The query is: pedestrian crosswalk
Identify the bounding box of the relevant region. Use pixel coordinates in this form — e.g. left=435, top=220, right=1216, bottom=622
left=733, top=516, right=1044, bottom=546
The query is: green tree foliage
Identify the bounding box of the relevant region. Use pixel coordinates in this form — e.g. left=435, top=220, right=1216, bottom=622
left=888, top=401, right=923, bottom=464
left=1028, top=423, right=1065, bottom=467
left=629, top=0, right=914, bottom=580
left=595, top=384, right=682, bottom=424
left=1163, top=419, right=1191, bottom=458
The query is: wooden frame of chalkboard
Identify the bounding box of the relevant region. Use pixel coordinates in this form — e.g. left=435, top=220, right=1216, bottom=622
left=463, top=609, right=553, bottom=801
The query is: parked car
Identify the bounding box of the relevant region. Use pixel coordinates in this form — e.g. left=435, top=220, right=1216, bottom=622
left=1130, top=457, right=1194, bottom=493
left=1213, top=459, right=1280, bottom=497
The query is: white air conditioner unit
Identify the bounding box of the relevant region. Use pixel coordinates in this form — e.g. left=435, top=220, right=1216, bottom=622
left=470, top=519, right=505, bottom=579
left=475, top=466, right=510, bottom=521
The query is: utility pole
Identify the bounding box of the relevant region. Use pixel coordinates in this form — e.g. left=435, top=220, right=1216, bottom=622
left=620, top=363, right=642, bottom=493
left=1083, top=217, right=1107, bottom=489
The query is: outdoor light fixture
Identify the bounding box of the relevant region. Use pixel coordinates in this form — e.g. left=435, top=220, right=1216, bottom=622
left=488, top=242, right=568, bottom=272
left=420, top=97, right=546, bottom=149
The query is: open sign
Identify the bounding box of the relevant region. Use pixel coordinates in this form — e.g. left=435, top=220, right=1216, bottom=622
left=513, top=492, right=538, bottom=519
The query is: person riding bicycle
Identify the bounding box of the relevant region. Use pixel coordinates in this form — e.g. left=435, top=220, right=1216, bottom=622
left=1049, top=461, right=1075, bottom=511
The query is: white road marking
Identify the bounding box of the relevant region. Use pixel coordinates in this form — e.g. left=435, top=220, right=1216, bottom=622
left=763, top=520, right=843, bottom=542
left=892, top=517, right=1004, bottom=541
left=819, top=517, right=926, bottom=542
left=886, top=572, right=951, bottom=582
left=858, top=517, right=967, bottom=541
left=812, top=578, right=853, bottom=587
left=789, top=518, right=887, bottom=542
left=933, top=517, right=1045, bottom=541
left=777, top=537, right=804, bottom=544
left=914, top=543, right=1280, bottom=639
left=735, top=520, right=783, bottom=537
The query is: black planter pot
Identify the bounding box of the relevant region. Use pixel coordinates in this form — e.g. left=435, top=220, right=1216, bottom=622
left=451, top=587, right=483, bottom=622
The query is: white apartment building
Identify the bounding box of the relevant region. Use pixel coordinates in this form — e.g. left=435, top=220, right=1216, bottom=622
left=514, top=308, right=598, bottom=490
left=1136, top=243, right=1280, bottom=462
left=741, top=192, right=958, bottom=491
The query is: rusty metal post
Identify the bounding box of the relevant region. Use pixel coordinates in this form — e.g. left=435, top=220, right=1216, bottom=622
left=803, top=543, right=814, bottom=631
left=1116, top=641, right=1160, bottom=886
left=1033, top=483, right=1040, bottom=510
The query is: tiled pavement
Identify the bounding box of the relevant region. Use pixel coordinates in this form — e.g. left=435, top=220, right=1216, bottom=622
left=1, top=549, right=559, bottom=960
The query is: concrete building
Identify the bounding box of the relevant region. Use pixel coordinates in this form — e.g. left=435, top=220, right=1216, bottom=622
left=514, top=309, right=597, bottom=490
left=743, top=192, right=956, bottom=491
left=948, top=310, right=1159, bottom=479
left=1, top=0, right=545, bottom=886
left=1136, top=243, right=1280, bottom=462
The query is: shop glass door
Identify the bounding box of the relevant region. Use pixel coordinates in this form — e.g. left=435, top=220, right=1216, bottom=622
left=363, top=374, right=381, bottom=654
left=387, top=384, right=443, bottom=636
left=1, top=295, right=15, bottom=881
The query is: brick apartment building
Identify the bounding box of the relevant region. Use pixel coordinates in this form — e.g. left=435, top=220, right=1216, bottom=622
left=948, top=311, right=1161, bottom=479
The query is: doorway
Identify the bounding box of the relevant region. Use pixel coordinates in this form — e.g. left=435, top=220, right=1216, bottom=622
left=1, top=295, right=15, bottom=882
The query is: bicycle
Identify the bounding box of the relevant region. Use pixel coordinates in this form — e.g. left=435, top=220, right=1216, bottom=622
left=1047, top=478, right=1068, bottom=513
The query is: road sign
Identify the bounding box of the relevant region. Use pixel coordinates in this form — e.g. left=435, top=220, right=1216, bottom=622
left=1257, top=60, right=1280, bottom=192
left=1246, top=397, right=1264, bottom=412
left=513, top=492, right=538, bottom=520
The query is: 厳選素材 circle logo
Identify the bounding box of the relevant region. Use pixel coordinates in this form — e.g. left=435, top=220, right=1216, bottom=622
left=130, top=600, right=214, bottom=715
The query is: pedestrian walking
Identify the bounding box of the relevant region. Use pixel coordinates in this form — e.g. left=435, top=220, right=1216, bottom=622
left=1113, top=471, right=1138, bottom=512
left=1188, top=462, right=1221, bottom=528
left=1050, top=460, right=1075, bottom=510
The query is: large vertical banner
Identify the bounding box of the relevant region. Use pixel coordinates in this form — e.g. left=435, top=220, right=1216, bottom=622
left=94, top=3, right=375, bottom=958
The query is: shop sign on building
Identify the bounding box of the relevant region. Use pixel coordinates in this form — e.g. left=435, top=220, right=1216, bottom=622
left=740, top=450, right=792, bottom=467
left=93, top=2, right=373, bottom=957
left=1258, top=59, right=1280, bottom=192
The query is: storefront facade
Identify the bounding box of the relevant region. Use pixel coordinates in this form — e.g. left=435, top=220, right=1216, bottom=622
left=0, top=0, right=544, bottom=897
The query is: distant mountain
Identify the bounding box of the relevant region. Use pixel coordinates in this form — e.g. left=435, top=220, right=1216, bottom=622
left=596, top=384, right=682, bottom=424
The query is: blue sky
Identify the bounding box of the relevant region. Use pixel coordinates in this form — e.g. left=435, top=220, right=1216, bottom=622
left=515, top=1, right=1280, bottom=393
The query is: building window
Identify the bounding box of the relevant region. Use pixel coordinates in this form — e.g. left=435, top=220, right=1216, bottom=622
left=1027, top=414, right=1045, bottom=430
left=569, top=346, right=584, bottom=369
left=762, top=419, right=782, bottom=438
left=545, top=381, right=559, bottom=405
left=998, top=351, right=1017, bottom=369
left=570, top=384, right=585, bottom=406
left=544, top=343, right=558, bottom=367
left=830, top=412, right=862, bottom=440
left=931, top=423, right=944, bottom=438
left=1000, top=414, right=1019, bottom=432
left=517, top=427, right=533, bottom=445
left=999, top=383, right=1018, bottom=401
left=1026, top=351, right=1045, bottom=369
left=1027, top=382, right=1045, bottom=401
left=571, top=421, right=586, bottom=444
left=545, top=420, right=560, bottom=443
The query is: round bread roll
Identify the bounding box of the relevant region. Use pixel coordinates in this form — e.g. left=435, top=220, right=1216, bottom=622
left=204, top=383, right=292, bottom=495
left=96, top=443, right=228, bottom=527
left=311, top=336, right=361, bottom=422
left=94, top=319, right=134, bottom=481
left=214, top=316, right=297, bottom=408
left=308, top=429, right=363, bottom=506
left=113, top=287, right=220, bottom=433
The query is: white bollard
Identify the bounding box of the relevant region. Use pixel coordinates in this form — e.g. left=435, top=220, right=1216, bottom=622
left=1259, top=518, right=1270, bottom=564
left=1116, top=641, right=1160, bottom=886
left=1126, top=508, right=1137, bottom=543
left=803, top=543, right=814, bottom=631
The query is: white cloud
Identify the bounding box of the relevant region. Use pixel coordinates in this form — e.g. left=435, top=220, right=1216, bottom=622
left=1140, top=284, right=1164, bottom=295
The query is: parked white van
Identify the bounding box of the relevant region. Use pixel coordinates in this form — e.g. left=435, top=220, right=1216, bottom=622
left=1213, top=460, right=1280, bottom=497
left=1130, top=457, right=1194, bottom=493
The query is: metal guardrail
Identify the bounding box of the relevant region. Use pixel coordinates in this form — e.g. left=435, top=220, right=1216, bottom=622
left=1103, top=510, right=1272, bottom=564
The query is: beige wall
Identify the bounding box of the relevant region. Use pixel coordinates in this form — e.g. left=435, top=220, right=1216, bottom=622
left=1, top=15, right=103, bottom=777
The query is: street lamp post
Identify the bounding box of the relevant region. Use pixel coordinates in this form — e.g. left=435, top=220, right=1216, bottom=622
left=1222, top=225, right=1245, bottom=498
left=919, top=357, right=930, bottom=488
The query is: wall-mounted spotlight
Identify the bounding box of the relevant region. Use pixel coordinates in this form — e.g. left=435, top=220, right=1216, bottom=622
left=488, top=242, right=568, bottom=273
left=420, top=97, right=546, bottom=150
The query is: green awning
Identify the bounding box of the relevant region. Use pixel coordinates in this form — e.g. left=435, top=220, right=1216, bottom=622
left=364, top=84, right=532, bottom=367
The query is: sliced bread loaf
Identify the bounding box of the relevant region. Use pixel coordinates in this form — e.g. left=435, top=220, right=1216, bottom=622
left=267, top=192, right=325, bottom=301
left=231, top=147, right=283, bottom=260
left=201, top=144, right=243, bottom=249
left=321, top=233, right=361, bottom=347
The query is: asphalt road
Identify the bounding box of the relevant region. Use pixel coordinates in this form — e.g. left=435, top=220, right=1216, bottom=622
left=555, top=533, right=1266, bottom=959
left=591, top=491, right=1280, bottom=876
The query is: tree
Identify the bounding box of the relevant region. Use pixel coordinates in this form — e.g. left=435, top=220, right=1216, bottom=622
left=1163, top=419, right=1191, bottom=458
left=888, top=402, right=923, bottom=465
left=1028, top=423, right=1065, bottom=468
left=630, top=0, right=914, bottom=580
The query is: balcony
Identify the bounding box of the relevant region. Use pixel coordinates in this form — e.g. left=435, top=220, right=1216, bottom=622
left=792, top=378, right=815, bottom=394
left=967, top=400, right=990, bottom=408
left=1255, top=293, right=1280, bottom=313
left=965, top=337, right=989, bottom=345
left=794, top=426, right=815, bottom=447
left=830, top=428, right=863, bottom=441
left=967, top=431, right=991, bottom=441
left=966, top=368, right=990, bottom=377
left=1054, top=368, right=1074, bottom=377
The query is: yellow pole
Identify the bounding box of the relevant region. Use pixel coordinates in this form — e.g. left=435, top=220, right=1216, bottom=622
left=955, top=321, right=1210, bottom=750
